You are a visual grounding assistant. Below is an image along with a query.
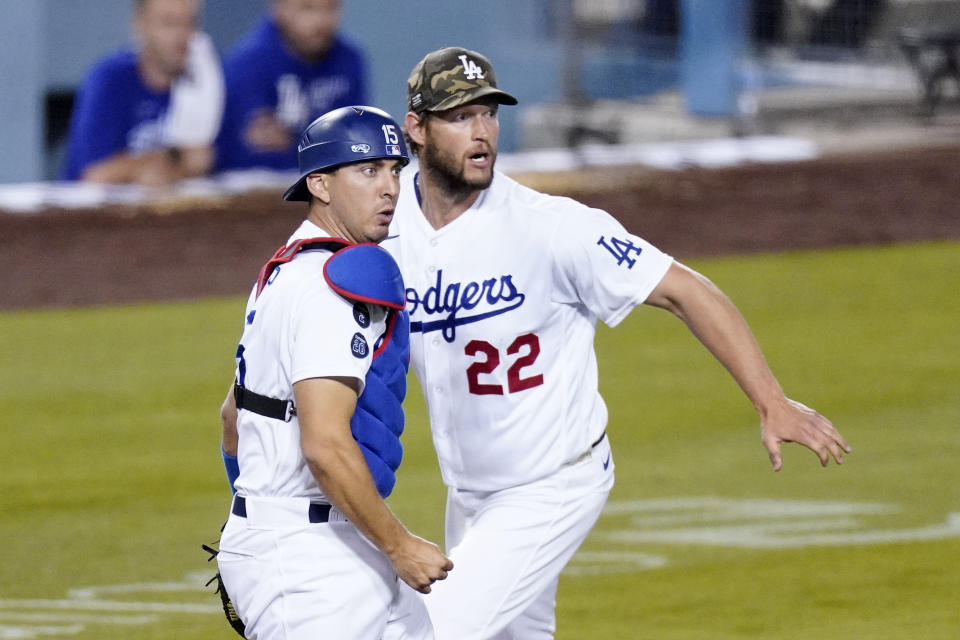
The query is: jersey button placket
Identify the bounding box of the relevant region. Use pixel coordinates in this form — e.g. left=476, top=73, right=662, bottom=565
left=427, top=236, right=443, bottom=412
left=424, top=234, right=458, bottom=469
left=428, top=232, right=438, bottom=275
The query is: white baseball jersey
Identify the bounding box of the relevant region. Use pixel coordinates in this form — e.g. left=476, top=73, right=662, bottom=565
left=232, top=219, right=388, bottom=501
left=385, top=170, right=673, bottom=491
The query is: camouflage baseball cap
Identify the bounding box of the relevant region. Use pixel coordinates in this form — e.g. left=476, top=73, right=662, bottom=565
left=407, top=47, right=518, bottom=114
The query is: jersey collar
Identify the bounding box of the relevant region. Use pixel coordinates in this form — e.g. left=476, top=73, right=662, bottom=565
left=412, top=170, right=490, bottom=233
left=289, top=219, right=330, bottom=244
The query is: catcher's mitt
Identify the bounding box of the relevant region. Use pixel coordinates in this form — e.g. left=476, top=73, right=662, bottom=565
left=202, top=540, right=246, bottom=638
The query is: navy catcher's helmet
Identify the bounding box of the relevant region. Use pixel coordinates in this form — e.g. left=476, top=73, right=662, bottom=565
left=283, top=105, right=410, bottom=202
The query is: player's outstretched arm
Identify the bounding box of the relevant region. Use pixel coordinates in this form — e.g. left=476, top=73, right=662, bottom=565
left=294, top=377, right=453, bottom=592
left=643, top=261, right=851, bottom=471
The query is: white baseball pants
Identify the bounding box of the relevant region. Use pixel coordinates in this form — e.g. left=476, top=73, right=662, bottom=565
left=217, top=496, right=433, bottom=640
left=424, top=435, right=615, bottom=639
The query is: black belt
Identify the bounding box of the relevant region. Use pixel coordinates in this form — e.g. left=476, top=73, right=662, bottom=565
left=234, top=383, right=296, bottom=422
left=232, top=496, right=332, bottom=524
left=591, top=430, right=607, bottom=448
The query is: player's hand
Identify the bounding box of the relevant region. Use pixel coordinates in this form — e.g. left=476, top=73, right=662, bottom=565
left=135, top=152, right=181, bottom=187
left=760, top=397, right=851, bottom=471
left=387, top=534, right=453, bottom=594
left=244, top=111, right=293, bottom=153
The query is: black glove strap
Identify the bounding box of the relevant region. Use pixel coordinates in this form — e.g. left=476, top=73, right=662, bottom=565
left=234, top=382, right=296, bottom=422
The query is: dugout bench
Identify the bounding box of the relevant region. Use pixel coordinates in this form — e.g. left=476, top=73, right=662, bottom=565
left=899, top=25, right=960, bottom=117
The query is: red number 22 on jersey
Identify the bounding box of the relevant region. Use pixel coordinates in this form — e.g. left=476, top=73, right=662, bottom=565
left=464, top=333, right=544, bottom=395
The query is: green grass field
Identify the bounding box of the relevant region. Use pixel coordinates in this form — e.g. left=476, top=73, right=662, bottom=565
left=1, top=241, right=958, bottom=639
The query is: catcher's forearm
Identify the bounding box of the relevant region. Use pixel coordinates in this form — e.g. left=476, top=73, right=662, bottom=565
left=294, top=377, right=412, bottom=556
left=303, top=437, right=411, bottom=553
left=220, top=383, right=239, bottom=454
left=220, top=382, right=240, bottom=492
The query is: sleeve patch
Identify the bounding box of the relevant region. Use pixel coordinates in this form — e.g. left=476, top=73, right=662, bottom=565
left=351, top=332, right=370, bottom=358
left=597, top=235, right=644, bottom=269
left=353, top=302, right=371, bottom=328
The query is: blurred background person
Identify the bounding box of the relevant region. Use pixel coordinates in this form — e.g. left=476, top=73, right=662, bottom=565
left=214, top=0, right=367, bottom=172
left=59, top=0, right=224, bottom=186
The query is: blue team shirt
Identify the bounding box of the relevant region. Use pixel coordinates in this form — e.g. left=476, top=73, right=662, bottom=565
left=60, top=49, right=171, bottom=181
left=215, top=17, right=367, bottom=171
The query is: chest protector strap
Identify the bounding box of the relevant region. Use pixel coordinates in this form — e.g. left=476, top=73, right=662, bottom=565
left=249, top=236, right=410, bottom=498
left=255, top=237, right=349, bottom=298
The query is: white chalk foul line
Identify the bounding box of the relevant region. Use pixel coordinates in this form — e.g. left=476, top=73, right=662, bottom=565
left=564, top=551, right=668, bottom=576
left=0, top=599, right=218, bottom=615
left=0, top=613, right=156, bottom=625
left=0, top=572, right=220, bottom=637
left=602, top=513, right=960, bottom=548
left=564, top=498, right=960, bottom=575
left=595, top=498, right=960, bottom=549
left=67, top=574, right=211, bottom=600
left=0, top=623, right=84, bottom=639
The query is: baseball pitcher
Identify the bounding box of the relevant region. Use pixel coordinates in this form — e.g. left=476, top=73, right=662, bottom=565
left=384, top=47, right=851, bottom=640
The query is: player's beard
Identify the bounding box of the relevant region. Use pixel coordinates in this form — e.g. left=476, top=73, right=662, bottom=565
left=420, top=139, right=496, bottom=199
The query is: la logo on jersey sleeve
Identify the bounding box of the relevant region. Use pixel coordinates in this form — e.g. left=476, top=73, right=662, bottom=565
left=597, top=235, right=643, bottom=269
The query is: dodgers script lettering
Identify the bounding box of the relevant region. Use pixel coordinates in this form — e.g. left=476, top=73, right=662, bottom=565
left=406, top=269, right=526, bottom=342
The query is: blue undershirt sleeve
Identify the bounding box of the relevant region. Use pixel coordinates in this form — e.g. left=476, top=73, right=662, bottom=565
left=221, top=447, right=240, bottom=494
left=62, top=65, right=130, bottom=180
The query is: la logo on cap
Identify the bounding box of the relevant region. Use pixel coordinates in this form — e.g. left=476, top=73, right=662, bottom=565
left=458, top=54, right=485, bottom=80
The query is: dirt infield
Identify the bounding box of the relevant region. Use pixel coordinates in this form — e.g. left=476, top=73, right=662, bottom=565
left=1, top=145, right=958, bottom=311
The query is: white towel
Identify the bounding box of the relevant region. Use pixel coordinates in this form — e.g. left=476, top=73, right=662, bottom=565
left=164, top=32, right=225, bottom=147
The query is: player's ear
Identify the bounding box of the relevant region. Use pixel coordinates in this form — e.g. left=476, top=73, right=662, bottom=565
left=405, top=112, right=426, bottom=147
left=305, top=173, right=332, bottom=205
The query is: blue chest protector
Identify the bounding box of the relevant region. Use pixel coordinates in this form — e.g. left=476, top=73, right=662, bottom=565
left=323, top=243, right=409, bottom=499
left=349, top=309, right=409, bottom=498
